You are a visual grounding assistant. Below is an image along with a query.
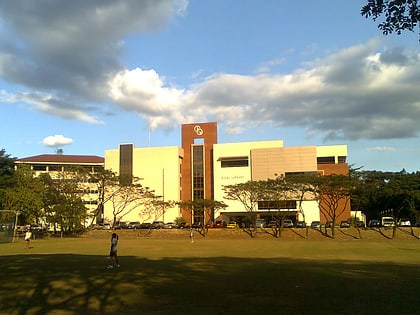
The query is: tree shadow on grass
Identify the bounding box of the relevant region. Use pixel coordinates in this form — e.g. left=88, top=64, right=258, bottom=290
left=290, top=228, right=308, bottom=239
left=337, top=228, right=360, bottom=240
left=369, top=227, right=393, bottom=239
left=1, top=254, right=419, bottom=315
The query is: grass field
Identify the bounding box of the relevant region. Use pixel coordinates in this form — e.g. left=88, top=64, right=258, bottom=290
left=0, top=233, right=419, bottom=315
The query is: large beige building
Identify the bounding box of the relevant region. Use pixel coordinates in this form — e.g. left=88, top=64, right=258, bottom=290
left=104, top=144, right=184, bottom=223
left=15, top=122, right=349, bottom=226
left=103, top=122, right=349, bottom=225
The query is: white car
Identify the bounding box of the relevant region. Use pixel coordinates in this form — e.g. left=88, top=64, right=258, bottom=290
left=398, top=219, right=411, bottom=227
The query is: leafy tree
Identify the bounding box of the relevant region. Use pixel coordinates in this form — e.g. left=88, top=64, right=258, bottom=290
left=2, top=166, right=44, bottom=225
left=309, top=174, right=353, bottom=239
left=361, top=0, right=420, bottom=40
left=88, top=169, right=120, bottom=225
left=177, top=199, right=227, bottom=236
left=43, top=168, right=88, bottom=236
left=283, top=173, right=318, bottom=226
left=262, top=177, right=300, bottom=238
left=352, top=170, right=420, bottom=235
left=105, top=178, right=146, bottom=227
left=368, top=170, right=420, bottom=238
left=223, top=180, right=268, bottom=238
left=141, top=190, right=175, bottom=227
left=0, top=149, right=16, bottom=209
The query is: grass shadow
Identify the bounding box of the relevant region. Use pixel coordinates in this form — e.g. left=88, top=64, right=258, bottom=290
left=290, top=228, right=308, bottom=239
left=337, top=228, right=360, bottom=239
left=0, top=253, right=419, bottom=315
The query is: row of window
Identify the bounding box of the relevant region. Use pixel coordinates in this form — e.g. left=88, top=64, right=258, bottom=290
left=218, top=156, right=347, bottom=168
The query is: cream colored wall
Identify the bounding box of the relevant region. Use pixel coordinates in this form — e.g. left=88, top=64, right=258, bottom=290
left=104, top=149, right=120, bottom=173
left=213, top=140, right=283, bottom=214
left=316, top=145, right=347, bottom=161
left=298, top=200, right=320, bottom=223
left=103, top=146, right=183, bottom=224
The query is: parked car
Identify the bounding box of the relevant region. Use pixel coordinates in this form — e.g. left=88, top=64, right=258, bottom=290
left=164, top=222, right=176, bottom=229
left=205, top=221, right=216, bottom=228
left=296, top=221, right=306, bottom=228
left=255, top=219, right=266, bottom=228
left=92, top=223, right=110, bottom=230
left=191, top=221, right=202, bottom=229
left=283, top=219, right=294, bottom=228
left=310, top=221, right=321, bottom=229
left=368, top=219, right=381, bottom=228
left=227, top=221, right=237, bottom=229
left=398, top=218, right=411, bottom=227
left=215, top=220, right=227, bottom=228
left=325, top=221, right=334, bottom=228
left=152, top=221, right=165, bottom=229
left=102, top=223, right=111, bottom=230
left=267, top=220, right=278, bottom=228
left=339, top=221, right=350, bottom=228
left=178, top=222, right=190, bottom=229
left=114, top=221, right=128, bottom=229
left=127, top=221, right=141, bottom=229
left=355, top=220, right=366, bottom=228
left=140, top=222, right=152, bottom=229
left=381, top=217, right=395, bottom=228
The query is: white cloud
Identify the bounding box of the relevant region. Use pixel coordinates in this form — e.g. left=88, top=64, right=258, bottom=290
left=42, top=135, right=73, bottom=147
left=0, top=2, right=419, bottom=142
left=104, top=42, right=420, bottom=140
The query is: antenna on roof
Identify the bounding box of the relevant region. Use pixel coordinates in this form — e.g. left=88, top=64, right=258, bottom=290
left=148, top=125, right=151, bottom=147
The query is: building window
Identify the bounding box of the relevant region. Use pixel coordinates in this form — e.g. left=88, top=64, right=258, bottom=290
left=285, top=171, right=318, bottom=177
left=192, top=145, right=205, bottom=200
left=317, top=156, right=335, bottom=164
left=49, top=165, right=62, bottom=172
left=32, top=165, right=47, bottom=171
left=120, top=144, right=133, bottom=185
left=220, top=156, right=249, bottom=168
left=258, top=200, right=297, bottom=210
left=338, top=156, right=347, bottom=163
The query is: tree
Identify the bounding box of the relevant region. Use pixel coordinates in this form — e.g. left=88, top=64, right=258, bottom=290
left=41, top=168, right=88, bottom=236
left=309, top=174, right=353, bottom=239
left=134, top=187, right=174, bottom=230
left=88, top=169, right=120, bottom=226
left=177, top=199, right=227, bottom=236
left=361, top=0, right=420, bottom=40
left=351, top=170, right=420, bottom=239
left=105, top=178, right=147, bottom=228
left=2, top=166, right=44, bottom=225
left=223, top=180, right=268, bottom=238
left=261, top=177, right=301, bottom=238
left=0, top=149, right=16, bottom=209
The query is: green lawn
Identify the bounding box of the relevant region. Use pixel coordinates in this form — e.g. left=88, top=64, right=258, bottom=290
left=0, top=236, right=419, bottom=315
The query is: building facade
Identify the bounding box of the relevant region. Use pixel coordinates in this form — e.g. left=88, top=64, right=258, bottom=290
left=14, top=154, right=105, bottom=224
left=15, top=122, right=350, bottom=226
left=103, top=122, right=350, bottom=225
left=104, top=144, right=184, bottom=223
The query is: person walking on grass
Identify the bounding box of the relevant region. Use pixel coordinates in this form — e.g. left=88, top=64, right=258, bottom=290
left=24, top=228, right=32, bottom=249
left=190, top=228, right=194, bottom=243
left=107, top=233, right=120, bottom=269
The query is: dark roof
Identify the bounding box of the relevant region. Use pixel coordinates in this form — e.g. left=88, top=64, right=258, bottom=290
left=16, top=154, right=104, bottom=164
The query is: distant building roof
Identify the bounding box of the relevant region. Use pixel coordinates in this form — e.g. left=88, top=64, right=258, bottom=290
left=16, top=154, right=104, bottom=164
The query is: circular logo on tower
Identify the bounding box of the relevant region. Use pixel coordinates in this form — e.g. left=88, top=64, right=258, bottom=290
left=194, top=125, right=203, bottom=136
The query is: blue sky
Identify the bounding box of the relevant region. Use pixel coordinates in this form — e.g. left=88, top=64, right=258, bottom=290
left=1, top=0, right=419, bottom=171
